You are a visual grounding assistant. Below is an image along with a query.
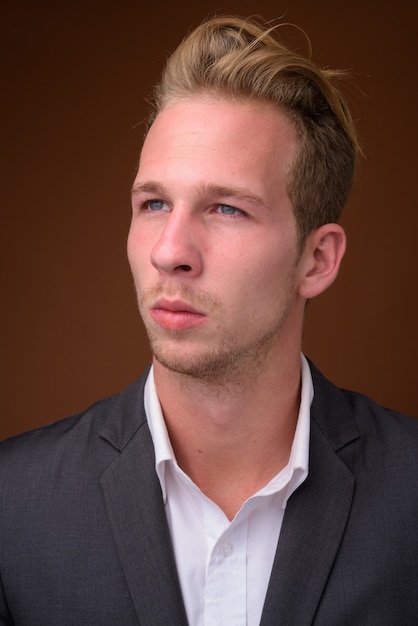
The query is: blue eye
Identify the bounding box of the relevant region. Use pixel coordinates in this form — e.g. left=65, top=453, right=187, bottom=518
left=218, top=204, right=241, bottom=216
left=148, top=200, right=165, bottom=211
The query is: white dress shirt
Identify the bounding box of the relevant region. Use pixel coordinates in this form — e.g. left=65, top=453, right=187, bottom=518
left=144, top=355, right=313, bottom=626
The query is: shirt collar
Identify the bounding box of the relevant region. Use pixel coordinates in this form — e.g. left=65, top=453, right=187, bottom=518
left=144, top=355, right=313, bottom=504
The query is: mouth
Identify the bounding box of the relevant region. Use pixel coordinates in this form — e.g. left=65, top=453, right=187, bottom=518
left=150, top=298, right=208, bottom=331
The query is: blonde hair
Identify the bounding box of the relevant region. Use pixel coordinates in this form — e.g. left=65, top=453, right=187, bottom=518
left=149, top=15, right=360, bottom=246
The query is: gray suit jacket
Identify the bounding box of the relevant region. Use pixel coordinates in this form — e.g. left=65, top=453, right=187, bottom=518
left=1, top=362, right=418, bottom=625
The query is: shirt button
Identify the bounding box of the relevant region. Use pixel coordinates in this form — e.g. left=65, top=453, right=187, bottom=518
left=222, top=542, right=233, bottom=557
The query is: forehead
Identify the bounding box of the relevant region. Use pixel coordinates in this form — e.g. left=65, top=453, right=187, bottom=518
left=143, top=96, right=295, bottom=157
left=137, top=97, right=297, bottom=203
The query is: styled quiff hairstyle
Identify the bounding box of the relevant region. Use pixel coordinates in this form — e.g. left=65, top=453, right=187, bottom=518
left=149, top=15, right=360, bottom=247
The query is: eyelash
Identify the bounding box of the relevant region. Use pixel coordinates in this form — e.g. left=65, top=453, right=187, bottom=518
left=143, top=199, right=168, bottom=212
left=139, top=199, right=246, bottom=218
left=216, top=204, right=244, bottom=217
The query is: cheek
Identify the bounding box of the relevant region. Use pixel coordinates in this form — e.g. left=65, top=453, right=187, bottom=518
left=230, top=247, right=297, bottom=310
left=127, top=229, right=149, bottom=285
left=127, top=221, right=152, bottom=263
left=236, top=243, right=295, bottom=286
left=126, top=229, right=135, bottom=267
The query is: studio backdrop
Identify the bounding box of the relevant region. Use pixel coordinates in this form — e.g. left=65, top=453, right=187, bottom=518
left=1, top=0, right=417, bottom=439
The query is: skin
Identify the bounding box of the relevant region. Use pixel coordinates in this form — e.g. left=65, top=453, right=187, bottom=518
left=127, top=96, right=346, bottom=518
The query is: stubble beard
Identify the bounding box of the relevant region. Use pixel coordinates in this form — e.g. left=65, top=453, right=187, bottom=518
left=150, top=320, right=291, bottom=386
left=138, top=278, right=297, bottom=387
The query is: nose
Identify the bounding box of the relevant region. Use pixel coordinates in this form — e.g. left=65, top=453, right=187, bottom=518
left=151, top=210, right=203, bottom=276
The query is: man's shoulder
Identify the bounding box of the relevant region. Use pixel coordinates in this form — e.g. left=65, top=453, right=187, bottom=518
left=0, top=371, right=150, bottom=473
left=308, top=358, right=418, bottom=464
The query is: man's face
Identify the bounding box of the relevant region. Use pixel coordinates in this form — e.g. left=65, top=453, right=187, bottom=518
left=128, top=97, right=305, bottom=382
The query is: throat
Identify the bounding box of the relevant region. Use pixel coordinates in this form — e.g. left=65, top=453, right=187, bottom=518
left=196, top=466, right=288, bottom=521
left=153, top=351, right=303, bottom=519
left=171, top=423, right=296, bottom=521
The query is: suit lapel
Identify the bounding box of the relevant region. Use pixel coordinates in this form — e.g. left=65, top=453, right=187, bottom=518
left=261, top=423, right=355, bottom=625
left=99, top=376, right=188, bottom=625
left=261, top=363, right=359, bottom=625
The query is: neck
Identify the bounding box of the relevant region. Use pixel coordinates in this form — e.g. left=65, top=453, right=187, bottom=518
left=153, top=347, right=302, bottom=519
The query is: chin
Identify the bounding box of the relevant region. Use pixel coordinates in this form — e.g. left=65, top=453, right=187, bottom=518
left=150, top=325, right=282, bottom=386
left=152, top=344, right=228, bottom=382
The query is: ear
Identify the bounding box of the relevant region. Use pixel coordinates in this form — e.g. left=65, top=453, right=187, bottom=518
left=297, top=223, right=346, bottom=299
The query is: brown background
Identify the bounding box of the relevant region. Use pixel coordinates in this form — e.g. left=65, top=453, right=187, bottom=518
left=1, top=1, right=417, bottom=440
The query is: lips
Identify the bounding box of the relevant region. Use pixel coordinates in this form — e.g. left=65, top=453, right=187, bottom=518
left=150, top=298, right=207, bottom=331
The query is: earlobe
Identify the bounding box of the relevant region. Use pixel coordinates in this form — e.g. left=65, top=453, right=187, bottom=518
left=298, top=224, right=346, bottom=299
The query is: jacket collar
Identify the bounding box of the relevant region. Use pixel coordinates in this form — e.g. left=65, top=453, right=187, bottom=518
left=261, top=360, right=359, bottom=624
left=99, top=369, right=188, bottom=625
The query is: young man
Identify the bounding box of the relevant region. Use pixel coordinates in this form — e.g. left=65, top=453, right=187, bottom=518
left=1, top=15, right=417, bottom=626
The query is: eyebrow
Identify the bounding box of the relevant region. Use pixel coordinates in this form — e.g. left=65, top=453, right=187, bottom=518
left=131, top=180, right=166, bottom=195
left=131, top=180, right=269, bottom=209
left=203, top=183, right=269, bottom=208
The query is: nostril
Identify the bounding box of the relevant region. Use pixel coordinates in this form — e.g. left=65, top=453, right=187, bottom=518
left=177, top=265, right=192, bottom=272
